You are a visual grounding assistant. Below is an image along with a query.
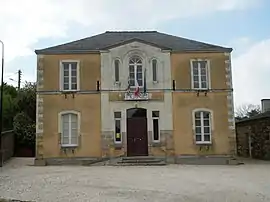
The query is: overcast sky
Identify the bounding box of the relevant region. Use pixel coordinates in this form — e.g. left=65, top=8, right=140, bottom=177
left=0, top=0, right=269, bottom=108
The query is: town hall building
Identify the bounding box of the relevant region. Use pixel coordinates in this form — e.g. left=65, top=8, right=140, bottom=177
left=35, top=31, right=236, bottom=165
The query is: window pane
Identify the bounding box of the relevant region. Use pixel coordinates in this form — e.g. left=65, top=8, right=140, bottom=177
left=201, top=82, right=207, bottom=89
left=71, top=62, right=77, bottom=70
left=63, top=63, right=69, bottom=71
left=129, top=79, right=135, bottom=86
left=196, top=134, right=202, bottom=141
left=115, top=120, right=121, bottom=142
left=194, top=82, right=200, bottom=88
left=204, top=127, right=210, bottom=133
left=71, top=83, right=77, bottom=90
left=62, top=136, right=69, bottom=145
left=195, top=127, right=201, bottom=134
left=193, top=75, right=199, bottom=82
left=195, top=112, right=201, bottom=118
left=63, top=77, right=69, bottom=83
left=192, top=61, right=199, bottom=70
left=71, top=122, right=77, bottom=130
left=63, top=122, right=69, bottom=130
left=71, top=136, right=78, bottom=145
left=137, top=65, right=142, bottom=73
left=137, top=72, right=142, bottom=79
left=203, top=112, right=210, bottom=118
left=63, top=129, right=69, bottom=137
left=204, top=134, right=210, bottom=142
left=129, top=66, right=134, bottom=73
left=71, top=77, right=77, bottom=83
left=115, top=60, right=120, bottom=82
left=201, top=76, right=207, bottom=82
left=71, top=70, right=77, bottom=77
left=195, top=120, right=201, bottom=126
left=152, top=111, right=159, bottom=118
left=152, top=60, right=157, bottom=81
left=114, top=112, right=121, bottom=119
left=64, top=70, right=69, bottom=76
left=203, top=120, right=210, bottom=126
left=201, top=67, right=207, bottom=75
left=63, top=84, right=69, bottom=90
left=138, top=79, right=143, bottom=86
left=153, top=119, right=159, bottom=141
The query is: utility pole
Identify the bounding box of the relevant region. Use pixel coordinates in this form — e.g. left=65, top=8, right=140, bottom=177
left=0, top=40, right=5, bottom=167
left=18, top=70, right=22, bottom=90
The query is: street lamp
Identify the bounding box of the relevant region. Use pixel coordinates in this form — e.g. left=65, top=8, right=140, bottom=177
left=0, top=40, right=4, bottom=167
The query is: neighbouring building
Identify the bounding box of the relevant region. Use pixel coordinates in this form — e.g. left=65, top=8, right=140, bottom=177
left=35, top=31, right=236, bottom=165
left=236, top=99, right=270, bottom=160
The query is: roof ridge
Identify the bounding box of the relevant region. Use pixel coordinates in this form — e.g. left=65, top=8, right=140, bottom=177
left=105, top=31, right=157, bottom=33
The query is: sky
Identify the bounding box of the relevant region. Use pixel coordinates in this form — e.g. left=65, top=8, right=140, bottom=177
left=0, top=0, right=269, bottom=108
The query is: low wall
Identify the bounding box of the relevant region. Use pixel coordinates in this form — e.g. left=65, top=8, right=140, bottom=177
left=1, top=130, right=15, bottom=164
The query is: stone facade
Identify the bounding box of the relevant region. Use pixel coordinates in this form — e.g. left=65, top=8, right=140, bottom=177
left=225, top=54, right=237, bottom=155
left=236, top=117, right=270, bottom=160
left=36, top=55, right=44, bottom=160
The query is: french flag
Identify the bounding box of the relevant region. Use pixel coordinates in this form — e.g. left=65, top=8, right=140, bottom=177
left=134, top=78, right=140, bottom=96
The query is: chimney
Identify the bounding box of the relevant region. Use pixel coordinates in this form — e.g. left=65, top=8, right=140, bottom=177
left=261, top=99, right=270, bottom=113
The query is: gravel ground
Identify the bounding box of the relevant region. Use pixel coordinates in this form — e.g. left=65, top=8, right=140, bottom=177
left=0, top=158, right=270, bottom=202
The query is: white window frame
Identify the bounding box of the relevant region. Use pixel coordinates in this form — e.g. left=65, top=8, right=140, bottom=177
left=113, top=59, right=121, bottom=84
left=59, top=60, right=80, bottom=91
left=151, top=58, right=158, bottom=83
left=129, top=56, right=144, bottom=88
left=192, top=108, right=214, bottom=144
left=114, top=112, right=122, bottom=144
left=58, top=110, right=81, bottom=147
left=190, top=59, right=211, bottom=90
left=152, top=111, right=160, bottom=143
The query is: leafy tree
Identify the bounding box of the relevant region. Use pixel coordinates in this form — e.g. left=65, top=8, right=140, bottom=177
left=16, top=82, right=36, bottom=120
left=13, top=82, right=36, bottom=147
left=0, top=84, right=18, bottom=130
left=13, top=112, right=35, bottom=147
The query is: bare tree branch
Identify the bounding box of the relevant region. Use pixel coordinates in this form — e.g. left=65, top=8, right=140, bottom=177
left=235, top=104, right=261, bottom=118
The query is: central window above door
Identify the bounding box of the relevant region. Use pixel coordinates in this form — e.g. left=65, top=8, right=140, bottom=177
left=129, top=56, right=143, bottom=87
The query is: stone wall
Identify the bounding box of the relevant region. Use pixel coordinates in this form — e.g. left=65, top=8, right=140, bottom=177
left=236, top=118, right=270, bottom=160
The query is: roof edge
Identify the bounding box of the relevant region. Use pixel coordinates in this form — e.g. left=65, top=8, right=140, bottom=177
left=35, top=49, right=101, bottom=55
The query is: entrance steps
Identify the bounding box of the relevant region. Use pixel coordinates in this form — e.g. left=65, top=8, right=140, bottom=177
left=115, top=156, right=166, bottom=166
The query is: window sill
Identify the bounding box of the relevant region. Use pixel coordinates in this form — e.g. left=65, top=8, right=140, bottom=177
left=193, top=88, right=209, bottom=91
left=152, top=141, right=163, bottom=147
left=195, top=142, right=212, bottom=145
left=61, top=90, right=79, bottom=93
left=114, top=142, right=123, bottom=150
left=61, top=145, right=78, bottom=149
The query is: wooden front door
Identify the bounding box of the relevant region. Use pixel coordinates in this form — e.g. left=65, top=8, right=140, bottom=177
left=127, top=108, right=148, bottom=156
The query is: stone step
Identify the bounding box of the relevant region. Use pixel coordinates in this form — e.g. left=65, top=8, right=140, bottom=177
left=121, top=159, right=163, bottom=164
left=121, top=156, right=164, bottom=161
left=117, top=161, right=167, bottom=166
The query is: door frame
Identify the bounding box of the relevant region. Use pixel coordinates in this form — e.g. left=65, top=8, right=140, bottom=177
left=126, top=108, right=148, bottom=157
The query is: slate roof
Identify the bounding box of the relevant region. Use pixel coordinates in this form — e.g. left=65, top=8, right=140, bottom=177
left=35, top=31, right=232, bottom=54
left=236, top=111, right=270, bottom=124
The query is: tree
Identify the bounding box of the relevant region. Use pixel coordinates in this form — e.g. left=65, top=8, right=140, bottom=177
left=0, top=84, right=18, bottom=130
left=14, top=82, right=36, bottom=147
left=235, top=104, right=261, bottom=120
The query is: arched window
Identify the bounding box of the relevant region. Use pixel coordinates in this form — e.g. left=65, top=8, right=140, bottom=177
left=114, top=59, right=120, bottom=82
left=193, top=109, right=212, bottom=144
left=129, top=56, right=143, bottom=87
left=152, top=59, right=157, bottom=82
left=58, top=111, right=80, bottom=147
